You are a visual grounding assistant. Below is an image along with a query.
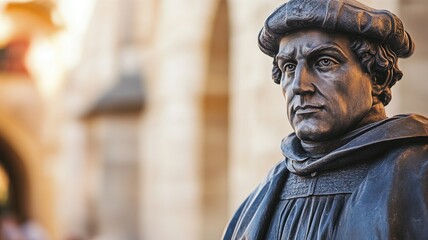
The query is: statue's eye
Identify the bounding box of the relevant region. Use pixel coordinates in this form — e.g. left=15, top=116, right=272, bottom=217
left=316, top=58, right=337, bottom=68
left=283, top=63, right=296, bottom=73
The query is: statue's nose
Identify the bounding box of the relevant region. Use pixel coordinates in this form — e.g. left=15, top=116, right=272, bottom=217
left=291, top=64, right=315, bottom=95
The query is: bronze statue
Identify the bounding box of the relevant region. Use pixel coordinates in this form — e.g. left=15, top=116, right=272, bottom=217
left=223, top=0, right=428, bottom=239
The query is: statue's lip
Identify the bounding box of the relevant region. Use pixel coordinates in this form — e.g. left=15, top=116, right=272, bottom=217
left=294, top=105, right=323, bottom=114
left=294, top=105, right=323, bottom=111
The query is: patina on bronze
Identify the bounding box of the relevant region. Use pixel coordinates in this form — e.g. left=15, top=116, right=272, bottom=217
left=223, top=0, right=428, bottom=239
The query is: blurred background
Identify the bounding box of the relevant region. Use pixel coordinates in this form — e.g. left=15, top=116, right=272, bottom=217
left=0, top=0, right=426, bottom=239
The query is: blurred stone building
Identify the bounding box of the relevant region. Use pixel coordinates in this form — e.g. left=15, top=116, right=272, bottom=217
left=0, top=0, right=426, bottom=239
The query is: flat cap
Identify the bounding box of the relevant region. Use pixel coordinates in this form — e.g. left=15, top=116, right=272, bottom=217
left=259, top=0, right=414, bottom=58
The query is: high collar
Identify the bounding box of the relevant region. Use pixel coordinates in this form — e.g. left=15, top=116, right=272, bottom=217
left=281, top=114, right=428, bottom=176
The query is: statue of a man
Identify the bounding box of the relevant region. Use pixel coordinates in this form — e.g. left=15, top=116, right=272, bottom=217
left=223, top=0, right=428, bottom=239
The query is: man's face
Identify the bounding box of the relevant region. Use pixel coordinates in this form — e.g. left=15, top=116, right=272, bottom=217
left=277, top=30, right=374, bottom=141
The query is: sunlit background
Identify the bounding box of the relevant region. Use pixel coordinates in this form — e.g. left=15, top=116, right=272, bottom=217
left=0, top=0, right=426, bottom=239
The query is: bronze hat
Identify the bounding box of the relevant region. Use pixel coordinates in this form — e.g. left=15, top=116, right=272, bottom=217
left=258, top=0, right=414, bottom=58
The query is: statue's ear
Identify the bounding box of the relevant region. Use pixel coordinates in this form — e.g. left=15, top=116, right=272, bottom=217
left=371, top=77, right=390, bottom=105
left=371, top=70, right=391, bottom=95
left=372, top=80, right=392, bottom=106
left=371, top=81, right=384, bottom=96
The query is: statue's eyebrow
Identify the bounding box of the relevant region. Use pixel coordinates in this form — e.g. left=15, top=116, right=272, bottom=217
left=306, top=43, right=348, bottom=60
left=275, top=42, right=348, bottom=63
left=275, top=55, right=293, bottom=64
left=276, top=48, right=296, bottom=63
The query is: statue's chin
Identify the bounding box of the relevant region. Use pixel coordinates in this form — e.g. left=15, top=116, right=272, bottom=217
left=296, top=134, right=322, bottom=142
left=290, top=115, right=339, bottom=142
left=295, top=129, right=326, bottom=142
left=294, top=127, right=343, bottom=143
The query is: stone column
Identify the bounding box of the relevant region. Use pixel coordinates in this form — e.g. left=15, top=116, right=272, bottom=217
left=139, top=0, right=218, bottom=239
left=397, top=0, right=428, bottom=116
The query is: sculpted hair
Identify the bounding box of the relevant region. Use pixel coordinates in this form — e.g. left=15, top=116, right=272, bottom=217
left=271, top=36, right=403, bottom=106
left=349, top=38, right=402, bottom=106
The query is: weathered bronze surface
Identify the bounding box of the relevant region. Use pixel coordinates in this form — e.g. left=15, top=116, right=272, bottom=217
left=223, top=0, right=428, bottom=239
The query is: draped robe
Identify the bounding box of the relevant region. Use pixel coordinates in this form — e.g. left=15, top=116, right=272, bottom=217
left=223, top=114, right=428, bottom=240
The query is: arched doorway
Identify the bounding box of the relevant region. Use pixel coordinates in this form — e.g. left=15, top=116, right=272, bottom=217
left=201, top=0, right=230, bottom=238
left=0, top=137, right=29, bottom=223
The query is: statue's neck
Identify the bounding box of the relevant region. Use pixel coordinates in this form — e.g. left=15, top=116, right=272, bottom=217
left=301, top=138, right=343, bottom=158
left=301, top=102, right=387, bottom=157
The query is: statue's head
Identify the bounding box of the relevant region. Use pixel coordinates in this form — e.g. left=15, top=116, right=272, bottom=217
left=258, top=0, right=415, bottom=142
